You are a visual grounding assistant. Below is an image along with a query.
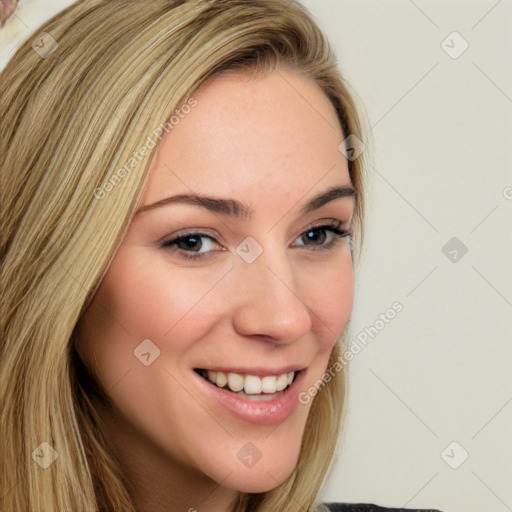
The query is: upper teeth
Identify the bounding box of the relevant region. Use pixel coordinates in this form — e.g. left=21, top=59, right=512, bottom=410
left=204, top=370, right=295, bottom=395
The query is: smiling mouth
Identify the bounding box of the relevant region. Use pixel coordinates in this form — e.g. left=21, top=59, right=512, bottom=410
left=194, top=368, right=299, bottom=399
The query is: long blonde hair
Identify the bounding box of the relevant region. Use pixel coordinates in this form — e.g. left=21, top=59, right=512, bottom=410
left=0, top=1, right=368, bottom=510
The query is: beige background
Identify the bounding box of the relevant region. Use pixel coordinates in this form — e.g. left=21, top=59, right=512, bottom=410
left=2, top=2, right=511, bottom=511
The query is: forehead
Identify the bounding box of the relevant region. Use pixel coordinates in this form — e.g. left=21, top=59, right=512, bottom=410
left=141, top=69, right=350, bottom=206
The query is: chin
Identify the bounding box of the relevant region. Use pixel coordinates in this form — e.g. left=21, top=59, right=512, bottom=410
left=226, top=473, right=291, bottom=494
left=215, top=458, right=299, bottom=494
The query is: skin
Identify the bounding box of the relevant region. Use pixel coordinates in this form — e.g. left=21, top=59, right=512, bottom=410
left=75, top=68, right=355, bottom=512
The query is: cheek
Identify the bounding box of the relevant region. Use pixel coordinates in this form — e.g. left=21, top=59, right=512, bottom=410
left=83, top=250, right=226, bottom=370
left=301, top=253, right=354, bottom=343
left=111, top=247, right=211, bottom=327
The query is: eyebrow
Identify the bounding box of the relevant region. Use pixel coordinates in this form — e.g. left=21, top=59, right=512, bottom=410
left=135, top=185, right=355, bottom=218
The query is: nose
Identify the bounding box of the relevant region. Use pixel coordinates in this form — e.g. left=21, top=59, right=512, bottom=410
left=230, top=248, right=313, bottom=344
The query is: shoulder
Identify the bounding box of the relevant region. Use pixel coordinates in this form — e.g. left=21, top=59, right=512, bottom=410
left=322, top=503, right=444, bottom=512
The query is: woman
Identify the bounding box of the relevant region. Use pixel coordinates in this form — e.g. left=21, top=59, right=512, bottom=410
left=0, top=1, right=443, bottom=511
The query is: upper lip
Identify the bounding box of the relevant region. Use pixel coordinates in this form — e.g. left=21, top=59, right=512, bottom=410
left=195, top=365, right=306, bottom=376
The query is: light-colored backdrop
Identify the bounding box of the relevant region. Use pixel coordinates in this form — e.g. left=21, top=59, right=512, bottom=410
left=2, top=2, right=511, bottom=511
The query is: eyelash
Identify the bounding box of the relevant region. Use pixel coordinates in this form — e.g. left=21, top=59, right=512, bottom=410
left=160, top=220, right=352, bottom=261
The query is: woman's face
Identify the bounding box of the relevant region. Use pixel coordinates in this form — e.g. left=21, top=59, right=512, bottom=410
left=75, top=69, right=355, bottom=503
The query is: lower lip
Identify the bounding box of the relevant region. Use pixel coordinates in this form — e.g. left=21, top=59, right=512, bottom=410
left=193, top=370, right=305, bottom=426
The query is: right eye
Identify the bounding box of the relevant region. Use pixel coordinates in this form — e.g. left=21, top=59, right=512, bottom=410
left=161, top=232, right=223, bottom=260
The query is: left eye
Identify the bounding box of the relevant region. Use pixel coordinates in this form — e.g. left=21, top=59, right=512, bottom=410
left=294, top=226, right=344, bottom=247
left=299, top=228, right=327, bottom=245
